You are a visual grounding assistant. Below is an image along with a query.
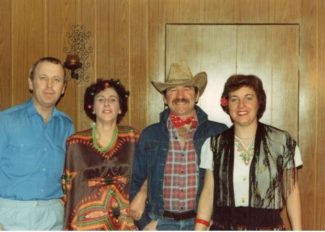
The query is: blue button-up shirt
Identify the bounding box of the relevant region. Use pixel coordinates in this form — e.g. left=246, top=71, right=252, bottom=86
left=0, top=99, right=74, bottom=200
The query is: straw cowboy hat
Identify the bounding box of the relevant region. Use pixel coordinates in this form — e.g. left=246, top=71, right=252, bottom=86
left=151, top=61, right=207, bottom=96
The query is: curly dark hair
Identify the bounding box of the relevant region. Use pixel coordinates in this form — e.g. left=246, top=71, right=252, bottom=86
left=84, top=79, right=130, bottom=123
left=220, top=74, right=266, bottom=120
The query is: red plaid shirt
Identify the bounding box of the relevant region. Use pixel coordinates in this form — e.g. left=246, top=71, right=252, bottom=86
left=163, top=116, right=199, bottom=212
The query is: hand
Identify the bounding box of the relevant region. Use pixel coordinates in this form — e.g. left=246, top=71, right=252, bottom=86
left=143, top=220, right=158, bottom=230
left=118, top=215, right=137, bottom=230
left=129, top=190, right=147, bottom=220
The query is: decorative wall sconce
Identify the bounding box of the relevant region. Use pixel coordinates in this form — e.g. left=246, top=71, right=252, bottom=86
left=63, top=25, right=92, bottom=82
left=64, top=54, right=82, bottom=80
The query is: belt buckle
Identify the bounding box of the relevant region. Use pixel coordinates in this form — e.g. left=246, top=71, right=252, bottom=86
left=163, top=210, right=196, bottom=221
left=174, top=213, right=182, bottom=220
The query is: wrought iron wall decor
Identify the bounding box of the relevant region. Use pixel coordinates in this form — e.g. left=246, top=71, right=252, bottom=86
left=63, top=24, right=93, bottom=82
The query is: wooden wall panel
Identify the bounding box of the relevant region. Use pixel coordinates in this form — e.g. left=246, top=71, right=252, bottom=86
left=95, top=0, right=110, bottom=79
left=147, top=1, right=167, bottom=124
left=11, top=0, right=46, bottom=105
left=78, top=0, right=96, bottom=130
left=317, top=0, right=325, bottom=229
left=129, top=0, right=149, bottom=130
left=300, top=0, right=318, bottom=229
left=234, top=0, right=271, bottom=22
left=164, top=0, right=203, bottom=22
left=0, top=0, right=11, bottom=110
left=107, top=0, right=130, bottom=81
left=96, top=0, right=130, bottom=80
left=47, top=0, right=77, bottom=55
left=202, top=0, right=236, bottom=22
left=271, top=0, right=301, bottom=22
left=47, top=0, right=78, bottom=129
left=233, top=0, right=300, bottom=23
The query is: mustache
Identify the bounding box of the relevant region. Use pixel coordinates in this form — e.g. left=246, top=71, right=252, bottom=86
left=172, top=98, right=190, bottom=104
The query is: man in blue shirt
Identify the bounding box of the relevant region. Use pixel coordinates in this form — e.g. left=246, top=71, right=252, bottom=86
left=0, top=57, right=74, bottom=230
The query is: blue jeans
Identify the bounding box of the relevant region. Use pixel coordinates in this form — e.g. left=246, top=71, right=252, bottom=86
left=157, top=217, right=195, bottom=230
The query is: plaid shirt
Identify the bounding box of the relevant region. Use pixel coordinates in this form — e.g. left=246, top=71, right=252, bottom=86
left=163, top=117, right=199, bottom=212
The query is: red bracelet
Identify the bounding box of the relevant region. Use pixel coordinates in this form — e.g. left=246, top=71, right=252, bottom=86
left=195, top=218, right=210, bottom=227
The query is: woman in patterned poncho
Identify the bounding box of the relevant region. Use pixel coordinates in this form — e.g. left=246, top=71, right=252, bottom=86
left=63, top=79, right=139, bottom=230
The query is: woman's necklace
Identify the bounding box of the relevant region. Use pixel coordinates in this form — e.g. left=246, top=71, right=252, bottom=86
left=92, top=124, right=118, bottom=152
left=235, top=136, right=254, bottom=165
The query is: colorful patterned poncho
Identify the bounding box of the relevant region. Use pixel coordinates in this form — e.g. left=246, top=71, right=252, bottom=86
left=63, top=125, right=139, bottom=230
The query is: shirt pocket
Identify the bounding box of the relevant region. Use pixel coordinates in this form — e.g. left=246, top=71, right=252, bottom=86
left=6, top=140, right=41, bottom=176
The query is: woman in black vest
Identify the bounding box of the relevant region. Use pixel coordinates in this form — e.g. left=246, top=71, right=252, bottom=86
left=195, top=74, right=302, bottom=230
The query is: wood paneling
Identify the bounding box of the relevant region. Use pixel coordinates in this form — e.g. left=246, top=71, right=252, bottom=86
left=48, top=0, right=78, bottom=129
left=12, top=0, right=46, bottom=105
left=78, top=0, right=96, bottom=130
left=317, top=0, right=325, bottom=229
left=129, top=0, right=149, bottom=130
left=147, top=1, right=168, bottom=124
left=1, top=0, right=325, bottom=229
left=0, top=0, right=11, bottom=110
left=300, top=0, right=318, bottom=229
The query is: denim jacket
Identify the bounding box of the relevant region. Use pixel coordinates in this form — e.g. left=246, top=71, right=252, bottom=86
left=130, top=106, right=227, bottom=228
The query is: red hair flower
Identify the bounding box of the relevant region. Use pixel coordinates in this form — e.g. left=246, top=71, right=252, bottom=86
left=220, top=97, right=228, bottom=107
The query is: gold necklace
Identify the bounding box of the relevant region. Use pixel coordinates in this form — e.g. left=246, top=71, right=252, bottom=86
left=235, top=137, right=254, bottom=165
left=92, top=125, right=118, bottom=152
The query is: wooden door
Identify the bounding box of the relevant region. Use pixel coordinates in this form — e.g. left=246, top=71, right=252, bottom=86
left=166, top=24, right=300, bottom=228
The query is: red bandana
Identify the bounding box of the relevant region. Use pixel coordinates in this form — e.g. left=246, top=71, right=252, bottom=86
left=170, top=114, right=197, bottom=129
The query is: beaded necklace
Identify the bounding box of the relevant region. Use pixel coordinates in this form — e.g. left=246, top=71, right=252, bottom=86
left=92, top=124, right=118, bottom=152
left=235, top=136, right=254, bottom=165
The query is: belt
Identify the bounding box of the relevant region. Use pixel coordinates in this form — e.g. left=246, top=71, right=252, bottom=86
left=163, top=210, right=196, bottom=221
left=0, top=197, right=60, bottom=207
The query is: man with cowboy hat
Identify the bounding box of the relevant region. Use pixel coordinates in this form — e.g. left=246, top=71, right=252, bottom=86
left=130, top=61, right=227, bottom=230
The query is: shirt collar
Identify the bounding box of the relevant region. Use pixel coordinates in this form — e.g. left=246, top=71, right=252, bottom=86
left=26, top=98, right=59, bottom=119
